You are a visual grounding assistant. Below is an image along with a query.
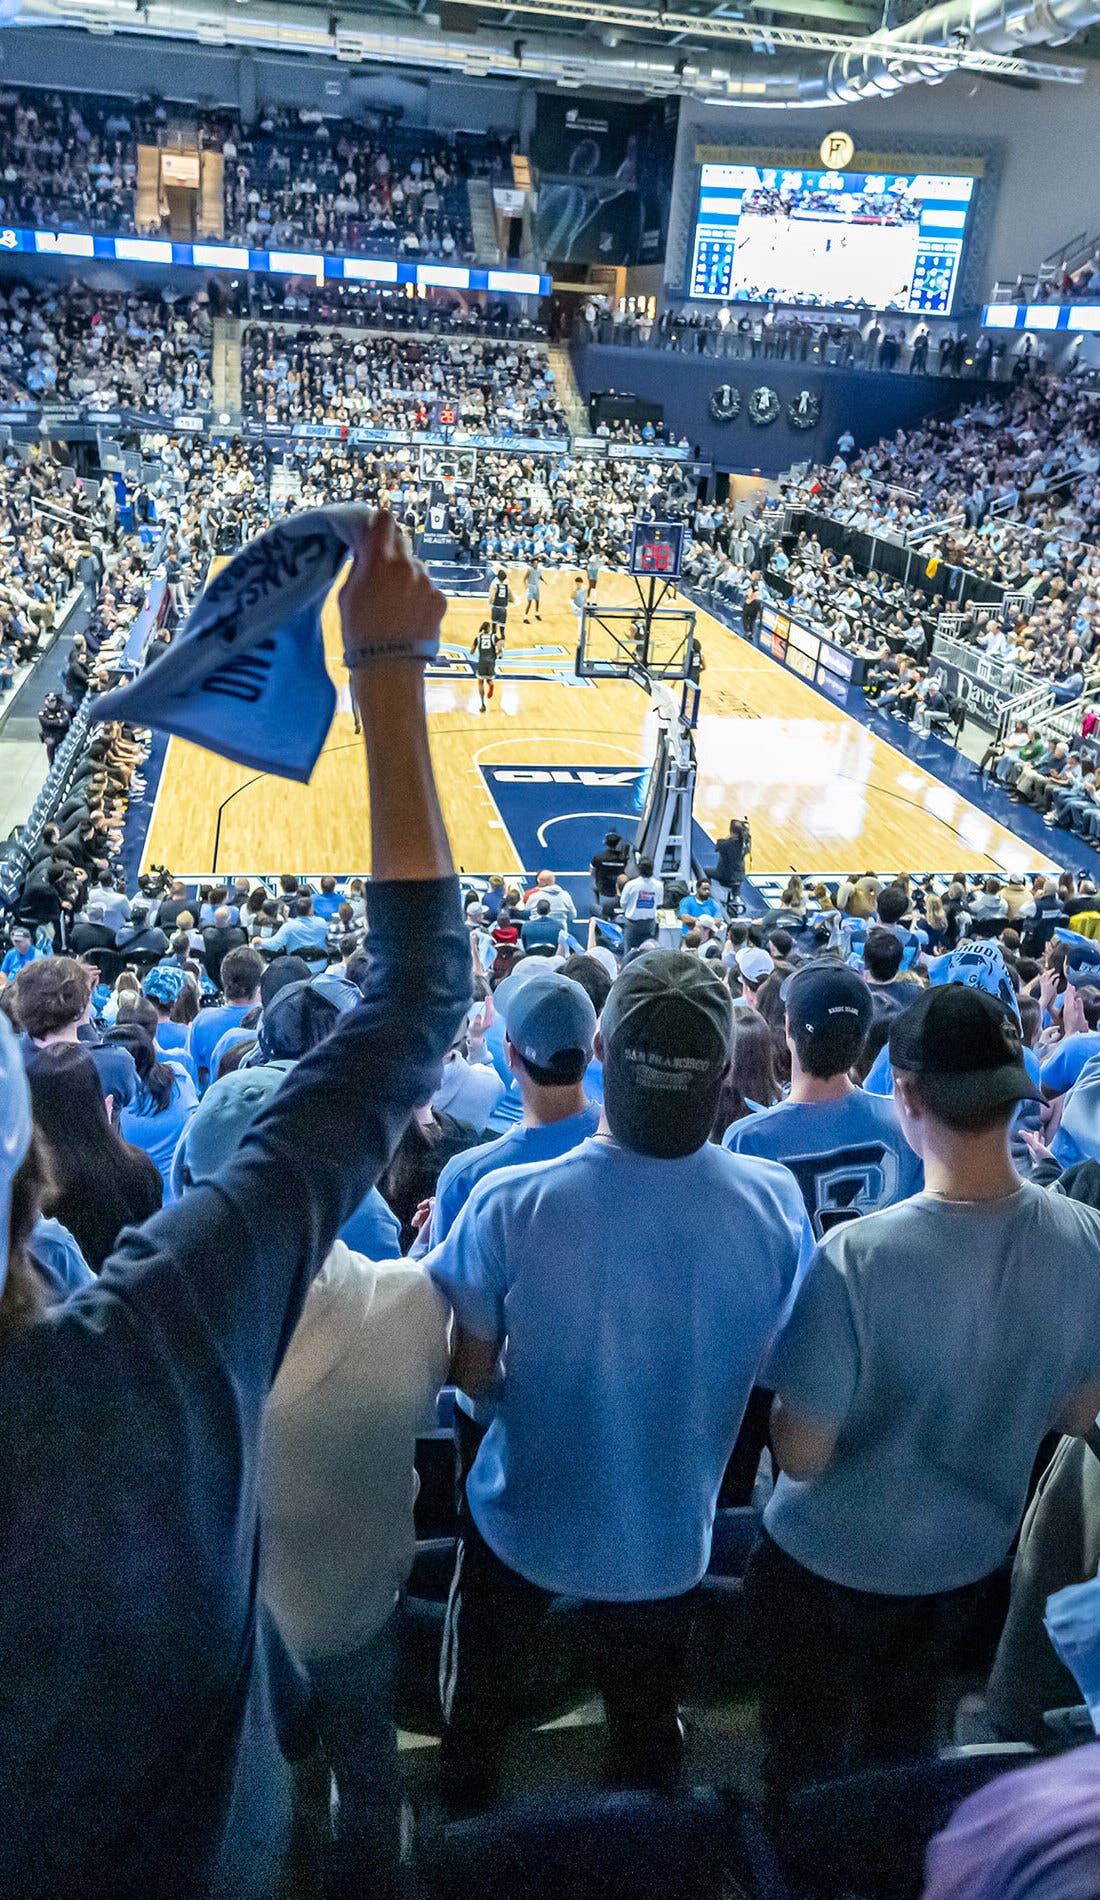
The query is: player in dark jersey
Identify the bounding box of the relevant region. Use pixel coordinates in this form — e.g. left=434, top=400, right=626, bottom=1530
left=471, top=620, right=504, bottom=711
left=489, top=569, right=511, bottom=635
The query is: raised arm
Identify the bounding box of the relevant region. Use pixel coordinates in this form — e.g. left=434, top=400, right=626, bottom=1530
left=96, top=513, right=470, bottom=1398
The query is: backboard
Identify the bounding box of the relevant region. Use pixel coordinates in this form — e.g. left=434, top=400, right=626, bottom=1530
left=576, top=604, right=697, bottom=681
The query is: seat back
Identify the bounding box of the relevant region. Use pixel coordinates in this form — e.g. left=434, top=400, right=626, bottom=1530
left=428, top=1789, right=788, bottom=1900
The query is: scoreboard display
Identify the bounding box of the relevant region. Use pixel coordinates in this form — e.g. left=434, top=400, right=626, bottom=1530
left=688, top=163, right=977, bottom=315
left=628, top=521, right=685, bottom=580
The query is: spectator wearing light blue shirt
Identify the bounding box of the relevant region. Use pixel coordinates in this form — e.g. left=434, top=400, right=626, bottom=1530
left=428, top=951, right=810, bottom=1814
left=678, top=878, right=723, bottom=938
left=260, top=896, right=331, bottom=957
left=725, top=962, right=922, bottom=1235
left=0, top=928, right=42, bottom=989
left=311, top=876, right=345, bottom=921
left=746, top=984, right=1100, bottom=1806
left=189, top=945, right=264, bottom=1090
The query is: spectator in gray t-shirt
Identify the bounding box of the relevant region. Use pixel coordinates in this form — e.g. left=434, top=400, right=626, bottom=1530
left=746, top=983, right=1100, bottom=1805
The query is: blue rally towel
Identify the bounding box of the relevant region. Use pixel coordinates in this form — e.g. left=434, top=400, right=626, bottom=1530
left=94, top=506, right=377, bottom=783
left=926, top=939, right=1021, bottom=1022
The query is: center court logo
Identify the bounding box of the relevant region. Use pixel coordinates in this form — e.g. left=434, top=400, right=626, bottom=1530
left=494, top=768, right=639, bottom=785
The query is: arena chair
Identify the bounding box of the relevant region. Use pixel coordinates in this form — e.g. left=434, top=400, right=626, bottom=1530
left=423, top=1787, right=789, bottom=1900
left=775, top=1745, right=1037, bottom=1900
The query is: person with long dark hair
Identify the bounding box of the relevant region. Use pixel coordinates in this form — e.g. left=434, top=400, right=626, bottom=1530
left=711, top=1009, right=785, bottom=1136
left=108, top=1023, right=199, bottom=1196
left=27, top=1043, right=163, bottom=1270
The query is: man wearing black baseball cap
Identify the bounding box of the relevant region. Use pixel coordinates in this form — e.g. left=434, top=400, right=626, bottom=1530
left=429, top=952, right=810, bottom=1812
left=725, top=962, right=921, bottom=1236
left=746, top=981, right=1100, bottom=1807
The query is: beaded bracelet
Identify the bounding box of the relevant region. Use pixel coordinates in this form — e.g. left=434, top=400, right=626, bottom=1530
left=343, top=639, right=440, bottom=667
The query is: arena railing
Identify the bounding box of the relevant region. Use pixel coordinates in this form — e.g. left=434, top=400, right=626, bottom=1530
left=930, top=630, right=1055, bottom=741
left=0, top=397, right=698, bottom=466
left=784, top=506, right=1003, bottom=610
left=0, top=525, right=171, bottom=913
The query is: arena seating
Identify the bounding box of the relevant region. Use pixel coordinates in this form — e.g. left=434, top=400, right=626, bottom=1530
left=0, top=84, right=506, bottom=260
left=240, top=323, right=567, bottom=433
left=0, top=280, right=212, bottom=412
left=219, top=109, right=496, bottom=259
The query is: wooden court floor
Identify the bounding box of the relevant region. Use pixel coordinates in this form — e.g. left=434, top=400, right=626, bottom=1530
left=141, top=567, right=1057, bottom=880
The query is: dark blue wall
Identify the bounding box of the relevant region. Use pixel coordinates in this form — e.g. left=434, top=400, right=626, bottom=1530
left=574, top=345, right=991, bottom=476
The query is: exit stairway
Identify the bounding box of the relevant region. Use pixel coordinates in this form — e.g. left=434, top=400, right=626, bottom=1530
left=547, top=343, right=589, bottom=437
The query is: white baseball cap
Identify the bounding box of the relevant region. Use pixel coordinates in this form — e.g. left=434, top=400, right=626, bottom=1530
left=735, top=946, right=775, bottom=985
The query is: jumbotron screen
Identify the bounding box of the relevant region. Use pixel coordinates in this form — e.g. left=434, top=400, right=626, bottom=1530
left=688, top=163, right=977, bottom=314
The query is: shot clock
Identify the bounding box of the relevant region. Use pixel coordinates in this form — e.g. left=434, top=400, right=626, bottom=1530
left=628, top=521, right=685, bottom=581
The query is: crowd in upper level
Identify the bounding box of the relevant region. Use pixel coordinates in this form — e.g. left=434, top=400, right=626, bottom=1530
left=0, top=85, right=503, bottom=260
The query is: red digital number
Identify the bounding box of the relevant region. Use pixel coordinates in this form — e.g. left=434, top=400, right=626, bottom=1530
left=640, top=541, right=671, bottom=571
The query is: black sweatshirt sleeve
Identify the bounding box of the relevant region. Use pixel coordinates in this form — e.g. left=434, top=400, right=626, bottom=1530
left=94, top=876, right=470, bottom=1402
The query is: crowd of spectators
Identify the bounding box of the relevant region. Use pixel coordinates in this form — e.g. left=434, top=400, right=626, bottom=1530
left=6, top=646, right=1100, bottom=1896
left=803, top=375, right=1100, bottom=580
left=0, top=85, right=509, bottom=262
left=135, top=429, right=691, bottom=576
left=0, top=280, right=212, bottom=414
left=0, top=448, right=103, bottom=693
left=577, top=298, right=1009, bottom=377
left=0, top=87, right=146, bottom=233
left=217, top=108, right=489, bottom=260
left=244, top=280, right=543, bottom=341
left=2, top=294, right=1100, bottom=1896
left=241, top=324, right=566, bottom=434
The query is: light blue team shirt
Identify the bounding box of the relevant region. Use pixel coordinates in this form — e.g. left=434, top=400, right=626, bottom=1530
left=1, top=945, right=41, bottom=980
left=190, top=1003, right=250, bottom=1087
left=262, top=915, right=330, bottom=954
left=1041, top=1032, right=1100, bottom=1097
left=206, top=1025, right=255, bottom=1082
left=679, top=895, right=723, bottom=935
left=723, top=1089, right=923, bottom=1239
left=121, top=1070, right=199, bottom=1196
left=27, top=1216, right=94, bottom=1300
left=338, top=1187, right=402, bottom=1259
left=430, top=1102, right=601, bottom=1246
left=155, top=1019, right=191, bottom=1055
left=428, top=1136, right=812, bottom=1600
left=765, top=1183, right=1100, bottom=1595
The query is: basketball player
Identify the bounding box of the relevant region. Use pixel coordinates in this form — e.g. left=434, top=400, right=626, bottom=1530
left=523, top=559, right=542, bottom=623
left=586, top=550, right=600, bottom=597
left=570, top=576, right=587, bottom=622
left=471, top=620, right=504, bottom=711
left=489, top=568, right=511, bottom=637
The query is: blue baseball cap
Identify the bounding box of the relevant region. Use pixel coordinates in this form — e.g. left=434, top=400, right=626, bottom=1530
left=494, top=967, right=597, bottom=1074
left=0, top=1013, right=32, bottom=1295
left=170, top=1060, right=291, bottom=1197
left=1055, top=929, right=1100, bottom=990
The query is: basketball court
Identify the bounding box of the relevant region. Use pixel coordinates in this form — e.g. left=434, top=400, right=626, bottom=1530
left=139, top=566, right=1057, bottom=882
